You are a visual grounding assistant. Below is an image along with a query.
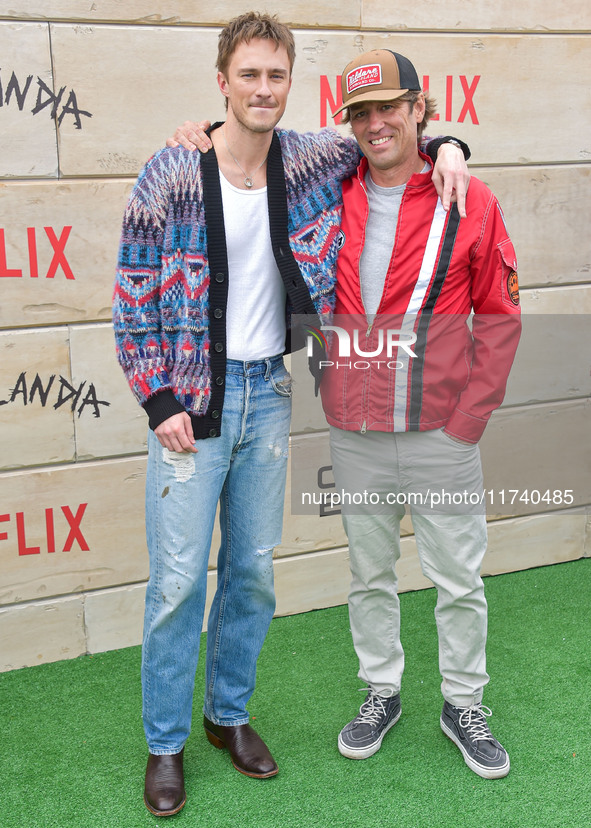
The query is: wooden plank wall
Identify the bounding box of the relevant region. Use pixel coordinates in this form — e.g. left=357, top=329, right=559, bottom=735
left=0, top=1, right=589, bottom=670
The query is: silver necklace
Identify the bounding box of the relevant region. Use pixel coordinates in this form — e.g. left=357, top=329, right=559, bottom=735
left=222, top=127, right=267, bottom=188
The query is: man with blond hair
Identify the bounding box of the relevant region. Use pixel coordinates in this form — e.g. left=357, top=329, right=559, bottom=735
left=115, top=12, right=470, bottom=815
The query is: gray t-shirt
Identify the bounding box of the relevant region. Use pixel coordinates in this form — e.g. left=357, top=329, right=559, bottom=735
left=359, top=164, right=429, bottom=320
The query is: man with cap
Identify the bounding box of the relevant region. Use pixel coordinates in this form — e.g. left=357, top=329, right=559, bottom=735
left=321, top=49, right=521, bottom=779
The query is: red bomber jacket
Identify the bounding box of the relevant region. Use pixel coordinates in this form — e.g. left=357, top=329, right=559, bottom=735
left=319, top=154, right=522, bottom=444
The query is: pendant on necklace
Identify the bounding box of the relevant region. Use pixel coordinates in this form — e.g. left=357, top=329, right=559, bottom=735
left=244, top=177, right=253, bottom=188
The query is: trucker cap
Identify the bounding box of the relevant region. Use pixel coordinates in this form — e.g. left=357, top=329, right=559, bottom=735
left=332, top=49, right=421, bottom=117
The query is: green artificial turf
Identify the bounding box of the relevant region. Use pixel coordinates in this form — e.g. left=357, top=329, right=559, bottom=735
left=1, top=559, right=589, bottom=827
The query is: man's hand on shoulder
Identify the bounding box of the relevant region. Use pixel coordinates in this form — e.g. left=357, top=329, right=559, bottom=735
left=166, top=120, right=212, bottom=153
left=154, top=412, right=198, bottom=453
left=432, top=143, right=470, bottom=219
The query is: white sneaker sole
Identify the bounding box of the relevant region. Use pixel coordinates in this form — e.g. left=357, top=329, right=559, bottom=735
left=440, top=717, right=510, bottom=779
left=338, top=709, right=401, bottom=760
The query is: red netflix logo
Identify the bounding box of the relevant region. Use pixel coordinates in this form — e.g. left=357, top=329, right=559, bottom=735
left=0, top=504, right=89, bottom=556
left=320, top=74, right=481, bottom=127
left=423, top=75, right=481, bottom=124
left=0, top=226, right=75, bottom=279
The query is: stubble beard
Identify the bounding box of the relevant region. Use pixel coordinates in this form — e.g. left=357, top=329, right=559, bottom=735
left=231, top=102, right=282, bottom=136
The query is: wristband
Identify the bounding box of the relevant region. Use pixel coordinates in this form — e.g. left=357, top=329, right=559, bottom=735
left=426, top=135, right=471, bottom=162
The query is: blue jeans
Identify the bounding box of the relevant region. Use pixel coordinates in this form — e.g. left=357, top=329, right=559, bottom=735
left=142, top=356, right=292, bottom=754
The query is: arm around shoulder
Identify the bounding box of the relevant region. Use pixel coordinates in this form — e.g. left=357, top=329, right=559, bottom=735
left=279, top=127, right=361, bottom=183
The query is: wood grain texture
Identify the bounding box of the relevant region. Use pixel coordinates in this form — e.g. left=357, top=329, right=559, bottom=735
left=0, top=457, right=148, bottom=605
left=0, top=595, right=86, bottom=670
left=0, top=21, right=57, bottom=177
left=361, top=1, right=591, bottom=32
left=0, top=179, right=133, bottom=328
left=0, top=327, right=75, bottom=468
left=0, top=1, right=362, bottom=28
left=69, top=323, right=147, bottom=460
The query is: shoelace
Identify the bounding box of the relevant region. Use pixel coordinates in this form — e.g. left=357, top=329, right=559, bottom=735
left=457, top=704, right=495, bottom=742
left=356, top=688, right=392, bottom=725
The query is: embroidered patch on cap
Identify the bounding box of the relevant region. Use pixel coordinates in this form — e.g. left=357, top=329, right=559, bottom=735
left=346, top=64, right=382, bottom=94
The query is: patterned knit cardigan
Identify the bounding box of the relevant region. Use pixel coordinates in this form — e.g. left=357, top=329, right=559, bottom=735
left=113, top=127, right=360, bottom=438
left=113, top=126, right=454, bottom=438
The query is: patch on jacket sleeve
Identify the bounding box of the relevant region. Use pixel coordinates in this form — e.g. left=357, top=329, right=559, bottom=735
left=498, top=238, right=519, bottom=307
left=507, top=270, right=520, bottom=306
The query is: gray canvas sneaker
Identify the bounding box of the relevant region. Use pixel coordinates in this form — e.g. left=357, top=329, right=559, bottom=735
left=338, top=688, right=401, bottom=759
left=440, top=701, right=510, bottom=778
